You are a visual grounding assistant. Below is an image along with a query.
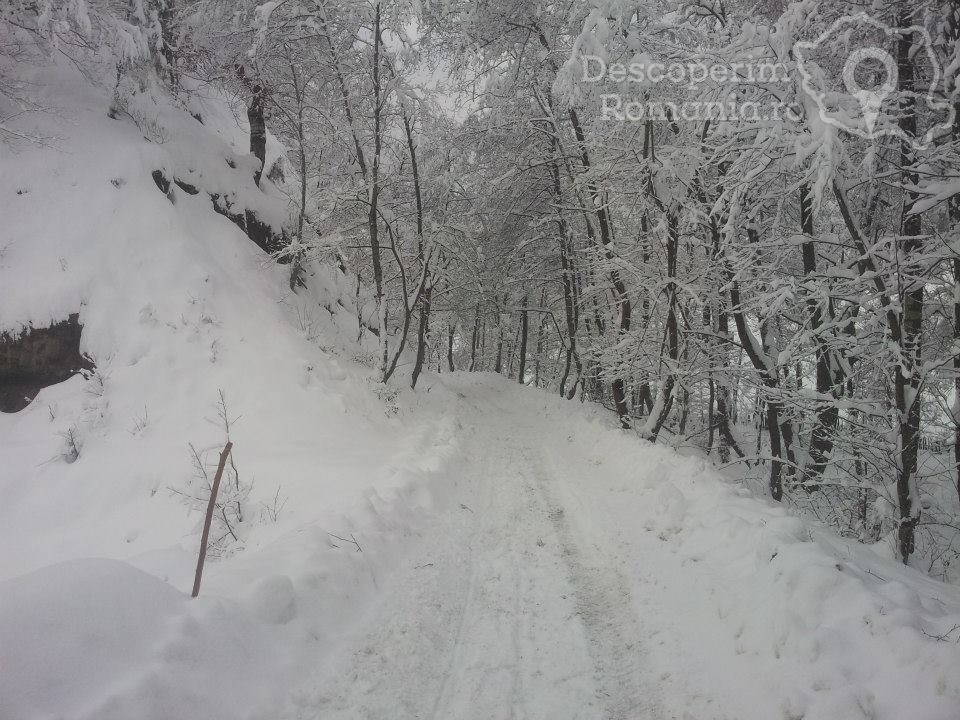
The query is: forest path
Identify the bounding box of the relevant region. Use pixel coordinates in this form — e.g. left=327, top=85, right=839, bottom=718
left=281, top=379, right=661, bottom=720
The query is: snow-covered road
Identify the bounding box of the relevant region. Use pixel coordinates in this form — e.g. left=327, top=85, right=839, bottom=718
left=282, top=387, right=658, bottom=720
left=273, top=377, right=960, bottom=720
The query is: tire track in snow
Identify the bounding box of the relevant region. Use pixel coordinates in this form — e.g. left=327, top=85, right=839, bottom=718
left=281, top=407, right=654, bottom=720
left=524, top=446, right=660, bottom=720
left=426, top=464, right=504, bottom=720
left=426, top=439, right=568, bottom=720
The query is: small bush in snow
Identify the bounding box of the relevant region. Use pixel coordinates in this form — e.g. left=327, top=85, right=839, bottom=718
left=258, top=486, right=288, bottom=524
left=59, top=426, right=82, bottom=463
left=375, top=385, right=400, bottom=417
left=109, top=71, right=169, bottom=144
left=171, top=391, right=252, bottom=559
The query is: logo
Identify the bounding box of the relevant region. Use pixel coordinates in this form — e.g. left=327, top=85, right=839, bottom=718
left=579, top=56, right=795, bottom=124
left=793, top=13, right=954, bottom=149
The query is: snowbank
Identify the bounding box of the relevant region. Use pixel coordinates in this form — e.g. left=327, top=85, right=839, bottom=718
left=523, top=387, right=960, bottom=720
left=0, top=558, right=286, bottom=720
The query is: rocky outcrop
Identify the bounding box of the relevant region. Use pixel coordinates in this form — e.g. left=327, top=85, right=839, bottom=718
left=150, top=170, right=288, bottom=256
left=0, top=314, right=94, bottom=412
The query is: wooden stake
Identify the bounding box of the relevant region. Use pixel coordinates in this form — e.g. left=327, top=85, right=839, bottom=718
left=191, top=441, right=233, bottom=598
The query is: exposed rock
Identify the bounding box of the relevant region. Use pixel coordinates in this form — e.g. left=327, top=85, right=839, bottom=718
left=0, top=314, right=94, bottom=412
left=151, top=169, right=287, bottom=256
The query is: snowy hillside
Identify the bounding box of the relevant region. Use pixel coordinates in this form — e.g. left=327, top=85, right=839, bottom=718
left=3, top=4, right=960, bottom=720
left=0, top=54, right=464, bottom=719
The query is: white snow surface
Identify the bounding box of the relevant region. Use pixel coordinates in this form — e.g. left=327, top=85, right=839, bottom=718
left=1, top=58, right=960, bottom=720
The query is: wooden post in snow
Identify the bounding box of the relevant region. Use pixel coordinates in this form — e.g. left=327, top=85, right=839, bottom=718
left=191, top=441, right=233, bottom=598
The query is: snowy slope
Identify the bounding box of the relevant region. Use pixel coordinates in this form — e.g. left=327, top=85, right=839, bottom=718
left=0, top=57, right=464, bottom=720
left=0, top=58, right=399, bottom=582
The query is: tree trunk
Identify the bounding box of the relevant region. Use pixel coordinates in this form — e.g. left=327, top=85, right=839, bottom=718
left=709, top=223, right=741, bottom=460
left=410, top=283, right=431, bottom=389
left=447, top=322, right=456, bottom=372
left=494, top=316, right=504, bottom=374
left=403, top=105, right=428, bottom=390
left=635, top=226, right=654, bottom=413
left=469, top=303, right=480, bottom=371
left=894, top=15, right=923, bottom=562
left=533, top=288, right=547, bottom=386
left=727, top=244, right=794, bottom=500
left=707, top=374, right=716, bottom=456
left=369, top=4, right=388, bottom=379
left=799, top=183, right=839, bottom=490
left=765, top=402, right=785, bottom=501
left=288, top=63, right=307, bottom=290
left=157, top=0, right=177, bottom=85
left=641, top=213, right=680, bottom=442
left=548, top=142, right=582, bottom=400
left=247, top=86, right=267, bottom=187
left=480, top=316, right=487, bottom=371
left=517, top=293, right=529, bottom=384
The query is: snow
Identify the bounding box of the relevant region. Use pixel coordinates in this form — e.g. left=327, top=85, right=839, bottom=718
left=2, top=52, right=960, bottom=720
left=530, top=398, right=960, bottom=720
left=0, top=558, right=286, bottom=720
left=271, top=376, right=960, bottom=720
